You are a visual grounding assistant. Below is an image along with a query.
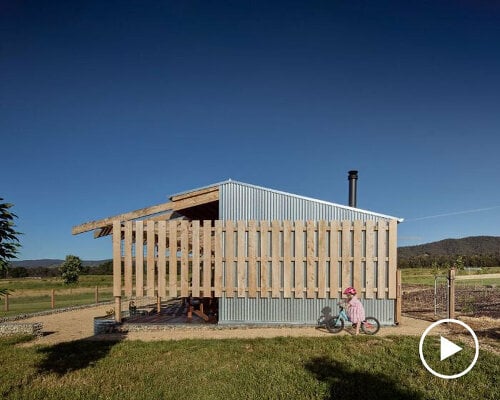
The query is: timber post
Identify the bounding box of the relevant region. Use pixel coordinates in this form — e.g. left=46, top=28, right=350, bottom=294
left=395, top=269, right=402, bottom=325
left=448, top=267, right=456, bottom=319
left=4, top=293, right=9, bottom=311
left=51, top=289, right=55, bottom=309
left=113, top=220, right=122, bottom=323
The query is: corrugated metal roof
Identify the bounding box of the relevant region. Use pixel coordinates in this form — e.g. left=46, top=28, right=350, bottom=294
left=170, top=179, right=403, bottom=222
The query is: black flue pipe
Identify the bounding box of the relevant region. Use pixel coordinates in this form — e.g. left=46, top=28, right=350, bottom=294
left=348, top=170, right=358, bottom=208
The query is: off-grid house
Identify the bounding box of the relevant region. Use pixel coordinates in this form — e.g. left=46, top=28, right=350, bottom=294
left=72, top=174, right=403, bottom=326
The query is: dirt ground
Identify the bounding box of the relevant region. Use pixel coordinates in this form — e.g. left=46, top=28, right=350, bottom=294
left=19, top=304, right=449, bottom=347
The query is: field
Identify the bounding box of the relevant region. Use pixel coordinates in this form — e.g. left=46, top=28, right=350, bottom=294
left=401, top=267, right=500, bottom=320
left=0, top=276, right=113, bottom=317
left=1, top=270, right=499, bottom=399
left=401, top=267, right=500, bottom=286
left=2, top=334, right=499, bottom=400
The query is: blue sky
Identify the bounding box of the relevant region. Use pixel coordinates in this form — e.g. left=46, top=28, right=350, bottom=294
left=2, top=1, right=499, bottom=260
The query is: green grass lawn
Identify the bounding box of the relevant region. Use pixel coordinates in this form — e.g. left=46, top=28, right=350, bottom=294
left=1, top=335, right=498, bottom=400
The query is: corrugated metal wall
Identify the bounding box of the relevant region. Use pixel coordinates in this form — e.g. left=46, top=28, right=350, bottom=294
left=219, top=295, right=395, bottom=326
left=218, top=180, right=397, bottom=326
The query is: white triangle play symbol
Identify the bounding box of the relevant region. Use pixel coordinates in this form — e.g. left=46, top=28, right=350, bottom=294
left=440, top=336, right=462, bottom=361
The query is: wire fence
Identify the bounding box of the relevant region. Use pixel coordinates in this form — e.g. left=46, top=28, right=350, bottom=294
left=0, top=286, right=114, bottom=317
left=403, top=273, right=499, bottom=320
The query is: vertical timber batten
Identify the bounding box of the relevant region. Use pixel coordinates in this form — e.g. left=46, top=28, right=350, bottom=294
left=158, top=221, right=167, bottom=298
left=135, top=221, right=144, bottom=297
left=191, top=220, right=200, bottom=298
left=124, top=221, right=133, bottom=297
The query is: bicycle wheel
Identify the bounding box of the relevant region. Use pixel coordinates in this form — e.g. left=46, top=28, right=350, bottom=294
left=361, top=317, right=380, bottom=335
left=326, top=316, right=344, bottom=333
left=317, top=315, right=327, bottom=327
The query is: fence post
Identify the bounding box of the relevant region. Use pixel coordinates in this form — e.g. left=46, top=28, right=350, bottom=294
left=395, top=269, right=402, bottom=325
left=4, top=293, right=9, bottom=312
left=95, top=286, right=99, bottom=304
left=51, top=289, right=55, bottom=309
left=448, top=268, right=456, bottom=319
left=157, top=295, right=161, bottom=314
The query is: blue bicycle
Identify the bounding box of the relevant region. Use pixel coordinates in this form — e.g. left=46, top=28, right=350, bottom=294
left=319, top=303, right=380, bottom=335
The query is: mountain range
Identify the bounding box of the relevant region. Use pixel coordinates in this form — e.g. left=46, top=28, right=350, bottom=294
left=398, top=236, right=500, bottom=259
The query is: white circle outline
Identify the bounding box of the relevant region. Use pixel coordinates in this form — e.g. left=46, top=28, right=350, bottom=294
left=418, top=318, right=479, bottom=379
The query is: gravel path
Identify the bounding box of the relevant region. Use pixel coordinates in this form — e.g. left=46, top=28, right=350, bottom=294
left=20, top=305, right=440, bottom=346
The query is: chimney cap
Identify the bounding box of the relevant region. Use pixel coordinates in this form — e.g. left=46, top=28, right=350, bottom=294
left=348, top=170, right=358, bottom=179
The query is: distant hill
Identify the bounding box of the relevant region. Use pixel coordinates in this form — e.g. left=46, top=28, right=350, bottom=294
left=9, top=236, right=500, bottom=269
left=10, top=259, right=110, bottom=268
left=398, top=236, right=500, bottom=259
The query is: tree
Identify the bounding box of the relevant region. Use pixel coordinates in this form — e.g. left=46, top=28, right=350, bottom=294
left=59, top=255, right=83, bottom=285
left=0, top=198, right=21, bottom=296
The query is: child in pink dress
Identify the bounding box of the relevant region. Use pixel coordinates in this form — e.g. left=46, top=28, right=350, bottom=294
left=343, top=287, right=365, bottom=335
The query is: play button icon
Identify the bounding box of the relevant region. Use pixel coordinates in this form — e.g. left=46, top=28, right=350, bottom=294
left=440, top=336, right=462, bottom=361
left=419, top=319, right=479, bottom=379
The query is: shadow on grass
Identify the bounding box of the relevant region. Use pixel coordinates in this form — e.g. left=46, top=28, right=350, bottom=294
left=37, top=332, right=127, bottom=376
left=305, top=356, right=423, bottom=400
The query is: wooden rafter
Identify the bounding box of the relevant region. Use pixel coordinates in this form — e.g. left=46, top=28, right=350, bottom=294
left=73, top=187, right=219, bottom=236
left=72, top=201, right=174, bottom=235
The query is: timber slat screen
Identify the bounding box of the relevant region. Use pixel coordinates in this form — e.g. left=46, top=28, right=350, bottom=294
left=113, top=219, right=398, bottom=300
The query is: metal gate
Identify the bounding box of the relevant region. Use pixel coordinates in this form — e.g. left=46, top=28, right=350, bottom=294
left=434, top=275, right=449, bottom=318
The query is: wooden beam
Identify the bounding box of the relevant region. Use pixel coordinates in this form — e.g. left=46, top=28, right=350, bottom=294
left=171, top=190, right=219, bottom=211
left=170, top=186, right=218, bottom=202
left=73, top=201, right=174, bottom=235
left=145, top=211, right=175, bottom=222
left=74, top=186, right=217, bottom=236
